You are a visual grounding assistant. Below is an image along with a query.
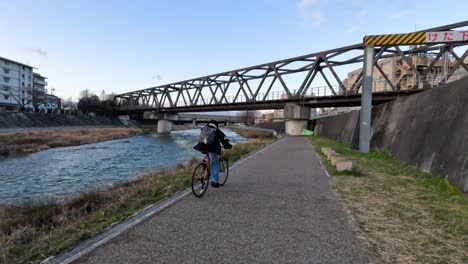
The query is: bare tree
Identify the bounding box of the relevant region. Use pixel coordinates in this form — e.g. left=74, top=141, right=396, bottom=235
left=80, top=89, right=95, bottom=99
left=9, top=89, right=32, bottom=109
left=99, top=90, right=106, bottom=101
left=245, top=110, right=261, bottom=125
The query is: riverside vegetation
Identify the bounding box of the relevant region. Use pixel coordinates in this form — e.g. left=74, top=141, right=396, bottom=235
left=0, top=134, right=272, bottom=263
left=309, top=135, right=468, bottom=264
left=228, top=127, right=275, bottom=139
left=0, top=128, right=144, bottom=156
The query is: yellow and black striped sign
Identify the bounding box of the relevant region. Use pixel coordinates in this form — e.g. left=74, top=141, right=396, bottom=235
left=364, top=32, right=426, bottom=46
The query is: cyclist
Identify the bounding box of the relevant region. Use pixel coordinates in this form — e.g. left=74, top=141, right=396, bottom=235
left=193, top=120, right=232, bottom=188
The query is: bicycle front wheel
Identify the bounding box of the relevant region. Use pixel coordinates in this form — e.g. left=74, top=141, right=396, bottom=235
left=219, top=158, right=229, bottom=186
left=192, top=162, right=209, bottom=198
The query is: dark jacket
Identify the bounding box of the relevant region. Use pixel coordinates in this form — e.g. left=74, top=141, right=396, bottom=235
left=193, top=125, right=232, bottom=154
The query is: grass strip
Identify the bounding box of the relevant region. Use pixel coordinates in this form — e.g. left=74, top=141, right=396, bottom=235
left=309, top=135, right=468, bottom=264
left=0, top=138, right=272, bottom=263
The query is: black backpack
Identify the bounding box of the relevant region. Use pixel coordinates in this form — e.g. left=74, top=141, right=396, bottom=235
left=198, top=125, right=217, bottom=144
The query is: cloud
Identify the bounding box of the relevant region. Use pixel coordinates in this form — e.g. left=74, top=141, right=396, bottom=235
left=152, top=74, right=163, bottom=81
left=298, top=0, right=324, bottom=26
left=23, top=47, right=48, bottom=58
left=355, top=9, right=367, bottom=24
left=299, top=0, right=318, bottom=9
left=346, top=26, right=357, bottom=34
left=344, top=8, right=366, bottom=34
left=309, top=11, right=324, bottom=25
left=388, top=9, right=409, bottom=20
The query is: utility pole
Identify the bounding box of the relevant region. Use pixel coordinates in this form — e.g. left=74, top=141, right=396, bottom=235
left=359, top=45, right=374, bottom=153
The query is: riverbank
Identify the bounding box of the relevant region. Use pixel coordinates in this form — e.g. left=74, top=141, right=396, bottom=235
left=0, top=127, right=144, bottom=156
left=0, top=135, right=273, bottom=263
left=309, top=136, right=468, bottom=264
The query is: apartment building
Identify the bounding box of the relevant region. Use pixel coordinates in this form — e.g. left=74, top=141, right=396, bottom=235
left=33, top=73, right=47, bottom=106
left=0, top=57, right=34, bottom=110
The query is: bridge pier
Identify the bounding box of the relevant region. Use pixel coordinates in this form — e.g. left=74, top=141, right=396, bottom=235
left=156, top=113, right=179, bottom=134
left=157, top=119, right=173, bottom=134
left=284, top=103, right=310, bottom=136
left=192, top=119, right=196, bottom=127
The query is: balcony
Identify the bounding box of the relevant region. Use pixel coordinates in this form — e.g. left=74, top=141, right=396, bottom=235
left=34, top=87, right=46, bottom=93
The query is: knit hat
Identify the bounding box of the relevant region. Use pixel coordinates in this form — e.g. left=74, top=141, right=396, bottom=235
left=208, top=120, right=219, bottom=128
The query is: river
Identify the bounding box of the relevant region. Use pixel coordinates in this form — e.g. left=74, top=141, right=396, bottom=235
left=0, top=129, right=245, bottom=204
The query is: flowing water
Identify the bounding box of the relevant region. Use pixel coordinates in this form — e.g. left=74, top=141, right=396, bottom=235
left=0, top=129, right=245, bottom=204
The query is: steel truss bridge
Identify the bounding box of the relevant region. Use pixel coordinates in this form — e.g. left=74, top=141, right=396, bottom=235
left=114, top=21, right=468, bottom=113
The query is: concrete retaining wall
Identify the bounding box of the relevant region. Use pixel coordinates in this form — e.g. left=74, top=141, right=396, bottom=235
left=314, top=111, right=360, bottom=144
left=0, top=112, right=120, bottom=129
left=314, top=77, right=468, bottom=192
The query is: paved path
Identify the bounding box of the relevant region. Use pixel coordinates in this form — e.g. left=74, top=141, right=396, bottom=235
left=75, top=137, right=370, bottom=264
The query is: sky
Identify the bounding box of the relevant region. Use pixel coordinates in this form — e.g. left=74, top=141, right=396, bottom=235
left=1, top=0, right=467, bottom=101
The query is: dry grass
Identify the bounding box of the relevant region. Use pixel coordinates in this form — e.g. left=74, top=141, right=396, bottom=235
left=310, top=136, right=468, bottom=264
left=0, top=128, right=144, bottom=156
left=0, top=139, right=272, bottom=264
left=229, top=127, right=274, bottom=139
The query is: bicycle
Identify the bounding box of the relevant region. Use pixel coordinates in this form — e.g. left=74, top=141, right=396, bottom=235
left=191, top=150, right=229, bottom=198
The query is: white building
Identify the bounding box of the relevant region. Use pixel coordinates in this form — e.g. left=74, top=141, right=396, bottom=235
left=0, top=57, right=34, bottom=111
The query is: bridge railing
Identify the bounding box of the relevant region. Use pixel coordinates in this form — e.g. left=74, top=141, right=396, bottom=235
left=170, top=85, right=341, bottom=107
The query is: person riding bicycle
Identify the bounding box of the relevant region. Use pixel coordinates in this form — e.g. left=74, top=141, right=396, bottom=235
left=193, top=120, right=232, bottom=188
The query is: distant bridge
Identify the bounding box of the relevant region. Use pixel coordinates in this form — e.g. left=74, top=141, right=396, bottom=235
left=143, top=113, right=246, bottom=125
left=114, top=21, right=468, bottom=114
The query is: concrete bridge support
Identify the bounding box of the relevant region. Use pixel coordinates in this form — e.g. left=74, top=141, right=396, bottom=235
left=284, top=103, right=310, bottom=136
left=151, top=113, right=178, bottom=134
left=157, top=119, right=173, bottom=134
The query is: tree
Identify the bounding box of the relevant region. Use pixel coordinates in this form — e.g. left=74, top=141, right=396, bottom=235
left=77, top=89, right=115, bottom=115
left=77, top=94, right=100, bottom=114
left=80, top=89, right=94, bottom=99
left=245, top=110, right=261, bottom=125
left=104, top=92, right=117, bottom=101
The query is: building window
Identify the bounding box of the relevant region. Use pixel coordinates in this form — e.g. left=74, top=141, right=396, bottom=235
left=22, top=74, right=25, bottom=79
left=22, top=82, right=25, bottom=87
left=3, top=68, right=9, bottom=74
left=22, top=66, right=25, bottom=70
left=2, top=86, right=10, bottom=91
left=3, top=95, right=9, bottom=100
left=3, top=77, right=9, bottom=83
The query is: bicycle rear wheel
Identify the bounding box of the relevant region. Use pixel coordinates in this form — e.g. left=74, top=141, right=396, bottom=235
left=219, top=158, right=229, bottom=186
left=192, top=162, right=209, bottom=198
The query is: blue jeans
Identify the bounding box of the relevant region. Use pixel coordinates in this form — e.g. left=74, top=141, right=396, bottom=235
left=209, top=152, right=219, bottom=183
